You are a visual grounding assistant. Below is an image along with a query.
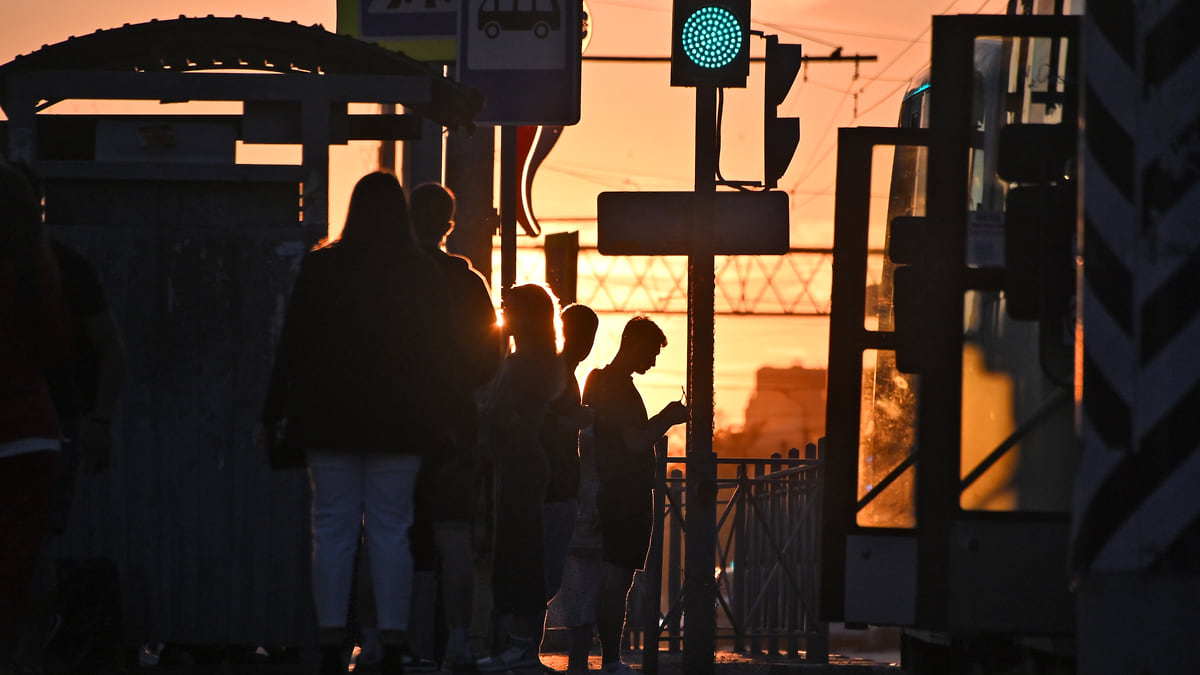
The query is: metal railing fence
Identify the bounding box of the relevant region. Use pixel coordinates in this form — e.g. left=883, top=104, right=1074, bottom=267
left=629, top=439, right=829, bottom=672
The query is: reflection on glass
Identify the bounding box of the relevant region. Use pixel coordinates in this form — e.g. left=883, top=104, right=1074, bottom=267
left=959, top=341, right=1017, bottom=511
left=959, top=289, right=1076, bottom=513
left=865, top=144, right=926, bottom=332
left=857, top=349, right=917, bottom=528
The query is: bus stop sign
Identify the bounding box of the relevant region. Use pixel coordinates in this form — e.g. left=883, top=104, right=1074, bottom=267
left=457, top=0, right=583, bottom=125
left=337, top=0, right=458, bottom=62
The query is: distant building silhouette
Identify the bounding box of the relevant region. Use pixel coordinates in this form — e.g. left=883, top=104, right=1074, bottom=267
left=740, top=366, right=826, bottom=456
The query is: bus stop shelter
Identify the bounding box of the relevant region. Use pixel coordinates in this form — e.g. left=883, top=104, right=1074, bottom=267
left=0, top=16, right=481, bottom=647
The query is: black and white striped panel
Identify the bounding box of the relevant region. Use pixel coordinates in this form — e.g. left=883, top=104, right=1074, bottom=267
left=1073, top=0, right=1200, bottom=574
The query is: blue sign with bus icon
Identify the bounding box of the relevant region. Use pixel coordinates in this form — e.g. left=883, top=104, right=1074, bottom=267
left=478, top=0, right=562, bottom=39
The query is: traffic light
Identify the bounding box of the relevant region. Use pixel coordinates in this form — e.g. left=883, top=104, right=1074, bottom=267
left=671, top=0, right=751, bottom=88
left=997, top=123, right=1076, bottom=321
left=889, top=216, right=927, bottom=374
left=764, top=35, right=802, bottom=188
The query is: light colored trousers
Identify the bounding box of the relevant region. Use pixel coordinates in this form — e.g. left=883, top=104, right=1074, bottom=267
left=307, top=450, right=422, bottom=632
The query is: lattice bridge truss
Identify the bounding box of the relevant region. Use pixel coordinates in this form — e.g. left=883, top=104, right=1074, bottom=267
left=491, top=246, right=869, bottom=316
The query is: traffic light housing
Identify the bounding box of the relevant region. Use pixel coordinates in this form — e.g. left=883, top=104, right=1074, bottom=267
left=671, top=0, right=751, bottom=88
left=889, top=216, right=927, bottom=374
left=764, top=35, right=802, bottom=188
left=997, top=123, right=1076, bottom=321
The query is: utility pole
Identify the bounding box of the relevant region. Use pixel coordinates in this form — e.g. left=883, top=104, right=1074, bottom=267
left=684, top=81, right=719, bottom=675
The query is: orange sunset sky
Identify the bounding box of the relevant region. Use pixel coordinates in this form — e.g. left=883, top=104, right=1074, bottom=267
left=0, top=0, right=1010, bottom=434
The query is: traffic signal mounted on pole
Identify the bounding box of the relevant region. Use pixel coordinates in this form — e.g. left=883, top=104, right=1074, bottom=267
left=997, top=123, right=1076, bottom=322
left=671, top=0, right=751, bottom=88
left=764, top=35, right=802, bottom=188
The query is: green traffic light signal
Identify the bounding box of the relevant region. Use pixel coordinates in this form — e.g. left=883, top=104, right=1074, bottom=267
left=671, top=0, right=750, bottom=88
left=682, top=6, right=743, bottom=69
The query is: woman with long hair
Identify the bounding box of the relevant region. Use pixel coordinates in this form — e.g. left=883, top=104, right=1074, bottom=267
left=263, top=171, right=457, bottom=675
left=478, top=283, right=565, bottom=672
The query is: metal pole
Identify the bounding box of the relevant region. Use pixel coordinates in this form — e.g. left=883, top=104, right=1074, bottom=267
left=301, top=99, right=330, bottom=245
left=643, top=437, right=670, bottom=675
left=499, top=125, right=518, bottom=294
left=684, top=83, right=718, bottom=675
left=445, top=126, right=497, bottom=280
left=668, top=469, right=683, bottom=652
left=379, top=102, right=396, bottom=173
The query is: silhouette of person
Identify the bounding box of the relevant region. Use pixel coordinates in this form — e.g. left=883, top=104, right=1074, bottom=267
left=567, top=315, right=688, bottom=675
left=0, top=161, right=71, bottom=670
left=9, top=165, right=125, bottom=673
left=409, top=182, right=501, bottom=673
left=478, top=283, right=565, bottom=673
left=541, top=304, right=598, bottom=627
left=42, top=237, right=124, bottom=486
left=262, top=171, right=459, bottom=675
left=12, top=165, right=126, bottom=521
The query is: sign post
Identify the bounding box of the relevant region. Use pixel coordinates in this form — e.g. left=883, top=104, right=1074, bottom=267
left=684, top=83, right=719, bottom=675
left=457, top=0, right=583, bottom=310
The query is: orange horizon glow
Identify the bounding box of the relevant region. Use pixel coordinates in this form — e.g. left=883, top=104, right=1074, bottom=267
left=0, top=0, right=1009, bottom=438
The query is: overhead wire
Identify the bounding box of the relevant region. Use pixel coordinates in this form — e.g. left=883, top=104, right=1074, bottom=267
left=544, top=0, right=1008, bottom=201
left=786, top=0, right=1007, bottom=207
left=787, top=1, right=956, bottom=184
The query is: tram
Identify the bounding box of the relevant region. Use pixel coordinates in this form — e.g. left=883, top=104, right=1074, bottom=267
left=819, top=4, right=1082, bottom=672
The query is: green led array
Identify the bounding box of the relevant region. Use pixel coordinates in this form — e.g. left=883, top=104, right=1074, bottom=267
left=681, top=6, right=742, bottom=69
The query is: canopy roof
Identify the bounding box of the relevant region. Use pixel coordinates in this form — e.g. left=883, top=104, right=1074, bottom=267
left=0, top=15, right=482, bottom=130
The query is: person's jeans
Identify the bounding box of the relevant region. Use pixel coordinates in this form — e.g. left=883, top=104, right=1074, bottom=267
left=307, top=450, right=422, bottom=632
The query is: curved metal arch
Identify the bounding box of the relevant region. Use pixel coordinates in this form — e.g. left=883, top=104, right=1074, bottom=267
left=0, top=15, right=482, bottom=130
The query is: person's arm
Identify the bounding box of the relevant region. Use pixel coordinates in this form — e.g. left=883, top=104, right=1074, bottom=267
left=621, top=400, right=688, bottom=450
left=80, top=309, right=125, bottom=474
left=584, top=370, right=688, bottom=455
left=549, top=369, right=593, bottom=431
left=262, top=254, right=317, bottom=426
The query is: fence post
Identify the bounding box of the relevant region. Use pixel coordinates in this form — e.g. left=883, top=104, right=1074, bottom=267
left=643, top=437, right=669, bottom=675
left=668, top=468, right=684, bottom=652
left=787, top=447, right=801, bottom=659
left=733, top=462, right=748, bottom=654
left=749, top=460, right=764, bottom=656
left=805, top=440, right=829, bottom=664
left=767, top=452, right=783, bottom=657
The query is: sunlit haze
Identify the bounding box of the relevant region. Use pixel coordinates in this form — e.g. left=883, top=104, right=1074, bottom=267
left=0, top=0, right=1010, bottom=436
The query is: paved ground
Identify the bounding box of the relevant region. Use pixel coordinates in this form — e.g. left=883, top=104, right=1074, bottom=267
left=540, top=650, right=901, bottom=674
left=130, top=648, right=900, bottom=675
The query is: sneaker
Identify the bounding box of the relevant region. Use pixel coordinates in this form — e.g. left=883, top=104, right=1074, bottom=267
left=403, top=652, right=440, bottom=673
left=475, top=643, right=539, bottom=673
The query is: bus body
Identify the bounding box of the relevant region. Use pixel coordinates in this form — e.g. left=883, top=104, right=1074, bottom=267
left=821, top=6, right=1082, bottom=672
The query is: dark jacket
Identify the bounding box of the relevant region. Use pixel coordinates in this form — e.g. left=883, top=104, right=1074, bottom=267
left=263, top=244, right=458, bottom=454
left=0, top=250, right=71, bottom=447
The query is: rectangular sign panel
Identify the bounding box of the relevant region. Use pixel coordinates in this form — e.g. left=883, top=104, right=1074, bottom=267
left=456, top=0, right=582, bottom=125
left=337, top=0, right=458, bottom=62
left=597, top=190, right=790, bottom=256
